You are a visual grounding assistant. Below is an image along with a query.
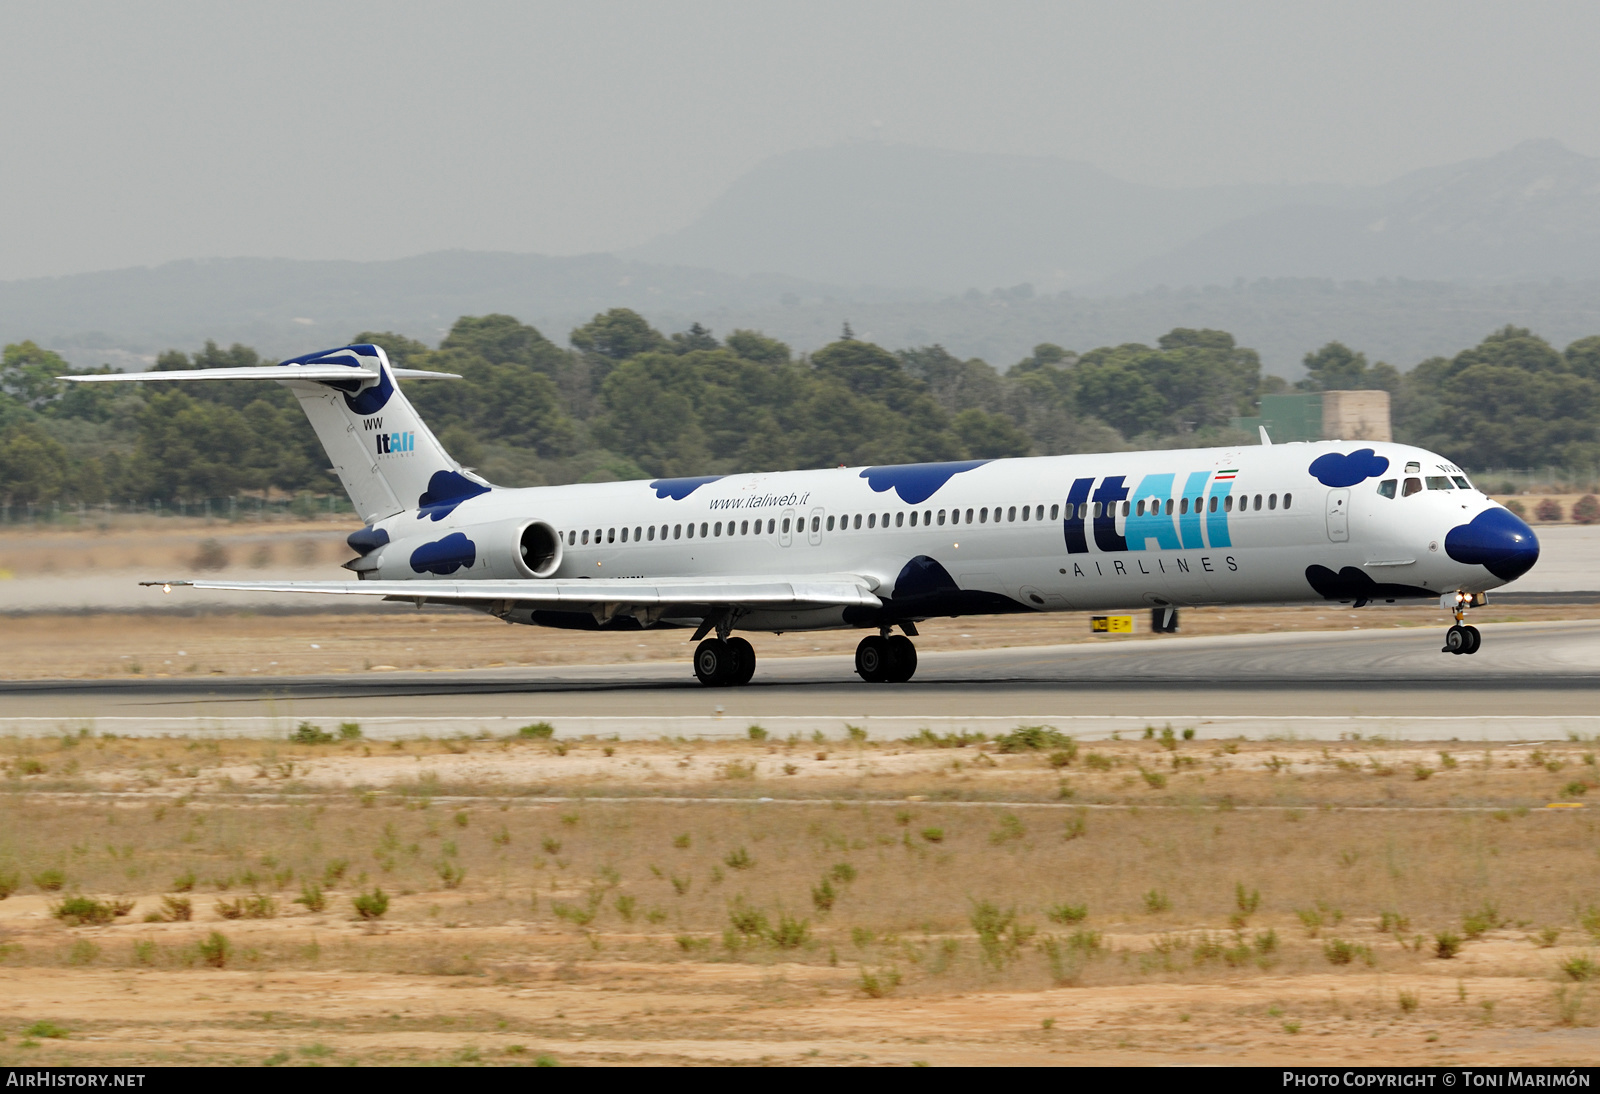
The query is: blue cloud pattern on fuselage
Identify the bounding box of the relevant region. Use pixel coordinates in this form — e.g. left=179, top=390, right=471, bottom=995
left=651, top=476, right=725, bottom=500
left=1309, top=449, right=1389, bottom=488
left=860, top=461, right=989, bottom=505
left=409, top=532, right=477, bottom=575
left=417, top=470, right=491, bottom=520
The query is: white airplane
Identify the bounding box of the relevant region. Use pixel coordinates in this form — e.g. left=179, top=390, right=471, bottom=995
left=68, top=342, right=1540, bottom=685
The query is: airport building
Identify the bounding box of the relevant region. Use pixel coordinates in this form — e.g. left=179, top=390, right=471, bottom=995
left=1232, top=390, right=1392, bottom=443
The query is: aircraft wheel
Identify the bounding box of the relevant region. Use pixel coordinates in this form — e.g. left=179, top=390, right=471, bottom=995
left=1462, top=625, right=1482, bottom=655
left=694, top=638, right=734, bottom=686
left=855, top=635, right=889, bottom=682
left=1443, top=624, right=1468, bottom=655
left=885, top=635, right=918, bottom=682
left=727, top=637, right=757, bottom=685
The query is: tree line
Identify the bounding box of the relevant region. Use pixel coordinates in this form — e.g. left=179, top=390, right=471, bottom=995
left=2, top=309, right=1597, bottom=509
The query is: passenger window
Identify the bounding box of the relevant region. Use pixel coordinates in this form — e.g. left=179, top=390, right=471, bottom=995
left=1121, top=501, right=1130, bottom=517
left=937, top=510, right=946, bottom=526
left=1452, top=476, right=1472, bottom=490
left=1377, top=480, right=1397, bottom=498
left=621, top=527, right=628, bottom=543
left=1036, top=506, right=1044, bottom=520
left=699, top=523, right=707, bottom=537
left=924, top=510, right=932, bottom=525
left=909, top=511, right=918, bottom=527
left=1208, top=496, right=1218, bottom=513
left=1402, top=478, right=1422, bottom=497
left=568, top=531, right=576, bottom=545
left=646, top=526, right=655, bottom=541
left=980, top=507, right=988, bottom=523
left=1049, top=504, right=1058, bottom=520
left=1268, top=494, right=1277, bottom=510
left=868, top=513, right=876, bottom=529
left=1179, top=497, right=1188, bottom=515
left=826, top=515, right=835, bottom=531
left=1282, top=494, right=1291, bottom=510
left=1021, top=506, right=1029, bottom=521
left=781, top=518, right=790, bottom=533
left=714, top=522, right=723, bottom=536
left=1224, top=495, right=1233, bottom=512
left=768, top=519, right=776, bottom=534
left=581, top=530, right=590, bottom=545
left=1136, top=500, right=1145, bottom=516
left=1008, top=506, right=1017, bottom=521
left=674, top=524, right=682, bottom=539
left=1254, top=495, right=1263, bottom=511
left=662, top=525, right=670, bottom=539
left=1426, top=476, right=1453, bottom=491
left=854, top=514, right=862, bottom=529
left=738, top=520, right=746, bottom=535
left=894, top=512, right=903, bottom=527
left=635, top=526, right=642, bottom=540
left=1164, top=499, right=1173, bottom=515
left=686, top=523, right=695, bottom=539
left=811, top=516, right=820, bottom=532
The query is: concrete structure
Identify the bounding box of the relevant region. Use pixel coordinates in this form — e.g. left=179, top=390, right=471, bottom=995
left=1233, top=390, right=1391, bottom=443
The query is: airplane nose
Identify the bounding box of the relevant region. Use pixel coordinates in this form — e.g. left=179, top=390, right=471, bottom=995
left=1444, top=507, right=1540, bottom=582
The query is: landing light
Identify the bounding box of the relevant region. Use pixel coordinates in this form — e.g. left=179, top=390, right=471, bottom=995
left=162, top=584, right=171, bottom=594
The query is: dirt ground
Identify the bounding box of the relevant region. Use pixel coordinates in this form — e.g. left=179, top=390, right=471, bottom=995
left=0, top=733, right=1597, bottom=1066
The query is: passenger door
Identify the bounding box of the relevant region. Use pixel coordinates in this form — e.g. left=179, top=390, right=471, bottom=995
left=1326, top=489, right=1350, bottom=542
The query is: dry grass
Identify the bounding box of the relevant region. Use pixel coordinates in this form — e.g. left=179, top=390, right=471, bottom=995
left=0, top=734, right=1596, bottom=1065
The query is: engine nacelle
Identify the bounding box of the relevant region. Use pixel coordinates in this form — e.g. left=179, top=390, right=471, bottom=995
left=347, top=518, right=563, bottom=581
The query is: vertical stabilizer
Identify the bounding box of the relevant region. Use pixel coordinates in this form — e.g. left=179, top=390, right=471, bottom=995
left=278, top=344, right=480, bottom=523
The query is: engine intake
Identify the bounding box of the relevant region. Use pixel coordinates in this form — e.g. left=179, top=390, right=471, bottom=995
left=518, top=521, right=561, bottom=578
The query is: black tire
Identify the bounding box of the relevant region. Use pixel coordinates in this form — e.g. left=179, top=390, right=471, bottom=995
left=855, top=635, right=889, bottom=682
left=694, top=639, right=732, bottom=686
left=1462, top=625, right=1482, bottom=655
left=727, top=637, right=756, bottom=685
left=1443, top=624, right=1467, bottom=655
left=885, top=635, right=918, bottom=682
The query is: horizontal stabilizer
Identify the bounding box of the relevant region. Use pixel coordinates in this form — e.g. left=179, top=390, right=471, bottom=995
left=61, top=366, right=461, bottom=383
left=142, top=575, right=882, bottom=611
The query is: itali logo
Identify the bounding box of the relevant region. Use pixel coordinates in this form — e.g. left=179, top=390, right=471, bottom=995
left=362, top=419, right=414, bottom=454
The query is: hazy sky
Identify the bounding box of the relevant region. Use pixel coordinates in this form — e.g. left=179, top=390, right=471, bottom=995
left=4, top=0, right=1599, bottom=281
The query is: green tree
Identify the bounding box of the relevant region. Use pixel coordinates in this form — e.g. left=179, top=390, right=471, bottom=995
left=1298, top=342, right=1399, bottom=392
left=0, top=422, right=70, bottom=504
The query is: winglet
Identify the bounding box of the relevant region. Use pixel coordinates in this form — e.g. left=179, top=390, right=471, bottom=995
left=1259, top=425, right=1273, bottom=446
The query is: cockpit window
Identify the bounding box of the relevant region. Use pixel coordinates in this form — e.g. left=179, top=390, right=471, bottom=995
left=1426, top=476, right=1453, bottom=491
left=1402, top=477, right=1423, bottom=497
left=1377, top=479, right=1397, bottom=499
left=1451, top=476, right=1473, bottom=491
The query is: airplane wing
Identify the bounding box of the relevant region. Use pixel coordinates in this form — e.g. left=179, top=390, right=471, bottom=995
left=142, top=574, right=882, bottom=617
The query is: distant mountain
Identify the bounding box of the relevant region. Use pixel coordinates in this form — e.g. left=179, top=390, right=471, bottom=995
left=1110, top=140, right=1600, bottom=289
left=628, top=143, right=1375, bottom=292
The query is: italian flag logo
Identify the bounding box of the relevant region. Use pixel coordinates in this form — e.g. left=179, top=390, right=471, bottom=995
left=1214, top=469, right=1238, bottom=481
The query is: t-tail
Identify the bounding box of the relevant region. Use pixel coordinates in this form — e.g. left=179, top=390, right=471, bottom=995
left=61, top=343, right=474, bottom=524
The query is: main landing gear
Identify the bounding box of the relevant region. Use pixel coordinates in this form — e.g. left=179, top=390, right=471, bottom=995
left=855, top=632, right=918, bottom=683
left=1441, top=590, right=1486, bottom=656
left=694, top=637, right=756, bottom=687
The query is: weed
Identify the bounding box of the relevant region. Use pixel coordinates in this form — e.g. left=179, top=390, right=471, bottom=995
left=322, top=859, right=348, bottom=887
left=1434, top=931, right=1462, bottom=959
left=995, top=726, right=1071, bottom=753
left=769, top=913, right=810, bottom=949
left=1140, top=769, right=1168, bottom=789
left=846, top=725, right=868, bottom=743
left=811, top=878, right=837, bottom=912
left=436, top=861, right=466, bottom=890
left=728, top=905, right=769, bottom=940
left=1554, top=985, right=1587, bottom=1026
left=1439, top=752, right=1458, bottom=769
left=23, top=1022, right=68, bottom=1040
left=1142, top=889, right=1171, bottom=914
left=541, top=836, right=562, bottom=855
left=1563, top=781, right=1590, bottom=797
left=33, top=869, right=65, bottom=892
left=1535, top=926, right=1562, bottom=948
left=830, top=862, right=857, bottom=883
left=1560, top=954, right=1597, bottom=982
left=1463, top=901, right=1504, bottom=940
left=215, top=894, right=277, bottom=920
left=1047, top=903, right=1088, bottom=925
left=559, top=811, right=579, bottom=827
left=858, top=965, right=902, bottom=997
left=723, top=846, right=754, bottom=870
left=1379, top=909, right=1411, bottom=935
left=1062, top=810, right=1087, bottom=840
left=170, top=870, right=195, bottom=893
left=291, top=722, right=332, bottom=745
left=672, top=833, right=691, bottom=849
left=1322, top=938, right=1373, bottom=966
left=52, top=896, right=132, bottom=926
left=1398, top=990, right=1420, bottom=1013
left=920, top=828, right=945, bottom=843
left=198, top=931, right=230, bottom=968
left=612, top=894, right=637, bottom=923
left=293, top=883, right=326, bottom=913
left=1412, top=765, right=1434, bottom=781
left=517, top=722, right=555, bottom=739
left=0, top=868, right=17, bottom=900
left=552, top=901, right=595, bottom=927
left=1047, top=749, right=1076, bottom=769
left=1085, top=753, right=1114, bottom=771
left=989, top=813, right=1026, bottom=844
left=1235, top=882, right=1261, bottom=916
left=352, top=887, right=389, bottom=920
left=66, top=939, right=100, bottom=965
left=970, top=900, right=1035, bottom=968
left=747, top=725, right=768, bottom=741
left=152, top=895, right=192, bottom=922
left=1282, top=1021, right=1302, bottom=1034
left=670, top=874, right=691, bottom=896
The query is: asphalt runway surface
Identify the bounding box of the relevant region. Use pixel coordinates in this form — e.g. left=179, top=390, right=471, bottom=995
left=4, top=620, right=1599, bottom=742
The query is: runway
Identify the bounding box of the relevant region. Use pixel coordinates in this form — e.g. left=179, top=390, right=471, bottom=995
left=4, top=619, right=1599, bottom=742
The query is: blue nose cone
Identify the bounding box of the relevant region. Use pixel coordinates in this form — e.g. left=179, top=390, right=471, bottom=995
left=1444, top=507, right=1540, bottom=582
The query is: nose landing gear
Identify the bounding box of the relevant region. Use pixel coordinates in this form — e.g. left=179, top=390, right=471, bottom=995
left=1441, top=591, right=1486, bottom=656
